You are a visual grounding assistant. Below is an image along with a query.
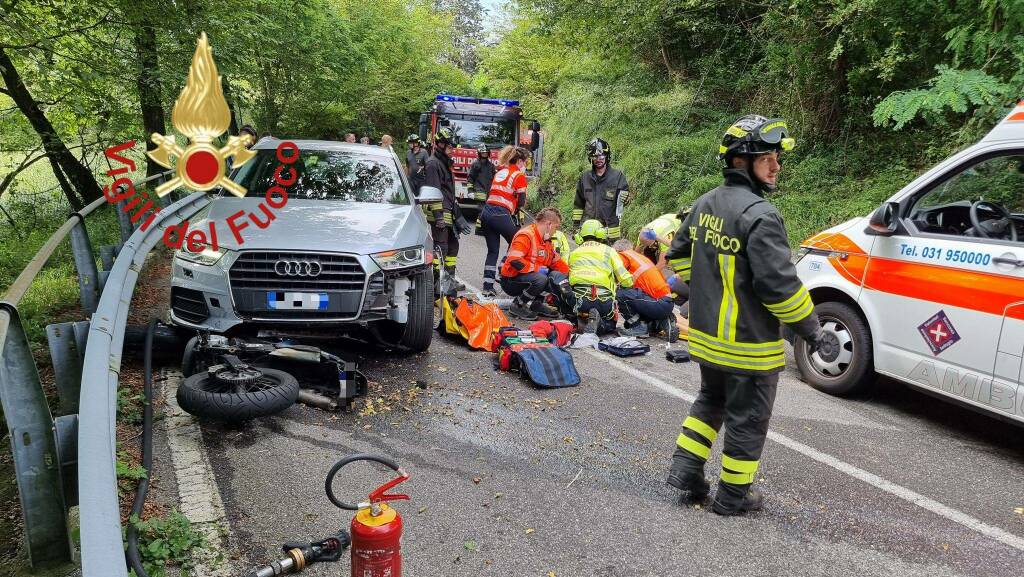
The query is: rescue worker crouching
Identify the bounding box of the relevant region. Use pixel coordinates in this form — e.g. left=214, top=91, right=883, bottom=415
left=638, top=212, right=682, bottom=269
left=613, top=239, right=678, bottom=340
left=500, top=207, right=569, bottom=321
left=424, top=127, right=472, bottom=294
left=664, top=115, right=827, bottom=516
left=562, top=220, right=633, bottom=335
left=573, top=138, right=629, bottom=240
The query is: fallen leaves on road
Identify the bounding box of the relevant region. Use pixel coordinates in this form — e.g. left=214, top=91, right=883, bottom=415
left=525, top=528, right=535, bottom=534
left=1014, top=507, right=1023, bottom=516
left=464, top=539, right=478, bottom=551
left=473, top=477, right=482, bottom=484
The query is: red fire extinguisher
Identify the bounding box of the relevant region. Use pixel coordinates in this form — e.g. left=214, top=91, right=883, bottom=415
left=325, top=454, right=410, bottom=577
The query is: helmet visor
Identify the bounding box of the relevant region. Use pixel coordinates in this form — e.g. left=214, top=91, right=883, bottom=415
left=757, top=120, right=790, bottom=145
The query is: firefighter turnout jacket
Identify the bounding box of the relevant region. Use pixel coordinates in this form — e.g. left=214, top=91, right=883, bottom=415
left=501, top=224, right=570, bottom=278
left=423, top=148, right=456, bottom=226
left=573, top=167, right=629, bottom=239
left=618, top=249, right=671, bottom=299
left=665, top=169, right=819, bottom=374
left=468, top=157, right=496, bottom=202
left=567, top=241, right=633, bottom=300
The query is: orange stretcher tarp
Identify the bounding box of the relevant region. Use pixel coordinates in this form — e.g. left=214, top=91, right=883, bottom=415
left=454, top=298, right=511, bottom=352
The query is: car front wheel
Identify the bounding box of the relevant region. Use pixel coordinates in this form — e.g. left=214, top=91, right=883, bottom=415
left=794, top=301, right=874, bottom=396
left=396, top=267, right=434, bottom=352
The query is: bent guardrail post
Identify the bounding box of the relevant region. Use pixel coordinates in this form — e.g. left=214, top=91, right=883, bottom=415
left=78, top=190, right=210, bottom=577
left=69, top=213, right=100, bottom=315
left=0, top=305, right=72, bottom=567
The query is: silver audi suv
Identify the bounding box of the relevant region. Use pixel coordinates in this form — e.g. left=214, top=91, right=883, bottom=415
left=168, top=139, right=438, bottom=352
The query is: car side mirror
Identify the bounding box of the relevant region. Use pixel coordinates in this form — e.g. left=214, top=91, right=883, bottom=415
left=416, top=185, right=444, bottom=205
left=866, top=201, right=899, bottom=236
left=530, top=128, right=541, bottom=152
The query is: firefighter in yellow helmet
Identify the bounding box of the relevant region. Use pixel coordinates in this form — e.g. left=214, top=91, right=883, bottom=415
left=559, top=220, right=633, bottom=334
left=664, top=115, right=827, bottom=515
left=638, top=212, right=682, bottom=269
left=550, top=229, right=571, bottom=259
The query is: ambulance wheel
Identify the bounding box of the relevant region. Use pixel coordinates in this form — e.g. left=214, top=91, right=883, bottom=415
left=795, top=301, right=874, bottom=396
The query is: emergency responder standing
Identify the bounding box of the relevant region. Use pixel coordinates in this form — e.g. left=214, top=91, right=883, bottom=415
left=424, top=127, right=472, bottom=293
left=406, top=134, right=428, bottom=191
left=664, top=115, right=826, bottom=515
left=564, top=220, right=633, bottom=334
left=500, top=208, right=568, bottom=320
left=467, top=144, right=496, bottom=203
left=572, top=138, right=629, bottom=241
left=480, top=146, right=530, bottom=297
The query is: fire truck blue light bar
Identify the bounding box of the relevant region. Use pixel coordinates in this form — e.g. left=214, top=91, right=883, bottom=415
left=436, top=94, right=520, bottom=107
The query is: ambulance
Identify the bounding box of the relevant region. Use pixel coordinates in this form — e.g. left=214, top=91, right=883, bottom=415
left=794, top=101, right=1024, bottom=425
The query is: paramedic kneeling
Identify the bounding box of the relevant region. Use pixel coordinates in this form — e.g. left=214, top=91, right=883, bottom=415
left=500, top=207, right=569, bottom=321
left=614, top=239, right=677, bottom=340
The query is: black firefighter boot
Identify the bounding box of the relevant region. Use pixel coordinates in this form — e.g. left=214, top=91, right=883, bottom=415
left=666, top=453, right=710, bottom=499
left=711, top=485, right=763, bottom=516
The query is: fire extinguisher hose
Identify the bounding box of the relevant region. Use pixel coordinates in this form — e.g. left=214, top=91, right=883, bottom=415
left=325, top=453, right=407, bottom=510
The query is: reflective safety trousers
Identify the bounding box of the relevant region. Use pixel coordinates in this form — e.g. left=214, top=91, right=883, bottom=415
left=665, top=169, right=819, bottom=375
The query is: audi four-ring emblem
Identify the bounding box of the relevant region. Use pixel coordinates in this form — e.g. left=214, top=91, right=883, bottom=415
left=274, top=259, right=322, bottom=277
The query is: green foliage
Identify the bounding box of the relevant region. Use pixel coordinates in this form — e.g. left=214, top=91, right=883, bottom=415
left=126, top=510, right=206, bottom=577
left=873, top=66, right=1011, bottom=130
left=117, top=388, right=145, bottom=426
left=116, top=452, right=148, bottom=483
left=480, top=6, right=1004, bottom=247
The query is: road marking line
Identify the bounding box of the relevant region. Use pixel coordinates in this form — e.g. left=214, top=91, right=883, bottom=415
left=587, top=350, right=1024, bottom=552
left=455, top=276, right=1024, bottom=551
left=161, top=368, right=233, bottom=576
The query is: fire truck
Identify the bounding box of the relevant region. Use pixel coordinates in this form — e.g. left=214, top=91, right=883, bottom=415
left=419, top=94, right=543, bottom=215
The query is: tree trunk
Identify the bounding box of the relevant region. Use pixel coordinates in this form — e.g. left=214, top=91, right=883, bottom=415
left=0, top=47, right=103, bottom=206
left=46, top=153, right=82, bottom=210
left=133, top=22, right=167, bottom=178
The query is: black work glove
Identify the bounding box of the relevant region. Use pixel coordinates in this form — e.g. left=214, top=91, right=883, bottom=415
left=455, top=216, right=473, bottom=236
left=805, top=328, right=827, bottom=354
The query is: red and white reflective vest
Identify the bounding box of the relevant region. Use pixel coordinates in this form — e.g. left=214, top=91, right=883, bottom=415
left=619, top=249, right=671, bottom=299
left=487, top=166, right=527, bottom=212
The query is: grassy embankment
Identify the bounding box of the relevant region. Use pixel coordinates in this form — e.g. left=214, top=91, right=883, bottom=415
left=527, top=75, right=961, bottom=245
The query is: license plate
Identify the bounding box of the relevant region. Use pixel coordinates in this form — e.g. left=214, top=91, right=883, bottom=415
left=266, top=292, right=328, bottom=311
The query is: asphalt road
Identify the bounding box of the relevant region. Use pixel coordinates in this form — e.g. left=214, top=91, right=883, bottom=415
left=194, top=233, right=1024, bottom=577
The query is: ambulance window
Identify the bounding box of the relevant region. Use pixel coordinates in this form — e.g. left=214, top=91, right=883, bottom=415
left=909, top=153, right=1024, bottom=240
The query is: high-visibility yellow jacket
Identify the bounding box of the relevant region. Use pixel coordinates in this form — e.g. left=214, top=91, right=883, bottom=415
left=640, top=213, right=681, bottom=253
left=567, top=241, right=633, bottom=300
left=665, top=169, right=819, bottom=375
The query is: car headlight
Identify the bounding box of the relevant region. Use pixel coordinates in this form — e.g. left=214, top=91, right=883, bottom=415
left=371, top=247, right=424, bottom=270
left=176, top=243, right=226, bottom=266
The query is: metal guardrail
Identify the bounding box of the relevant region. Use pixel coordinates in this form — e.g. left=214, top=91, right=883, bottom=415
left=0, top=170, right=209, bottom=573
left=79, top=189, right=209, bottom=577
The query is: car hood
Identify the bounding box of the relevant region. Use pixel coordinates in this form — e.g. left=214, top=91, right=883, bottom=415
left=198, top=198, right=426, bottom=254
